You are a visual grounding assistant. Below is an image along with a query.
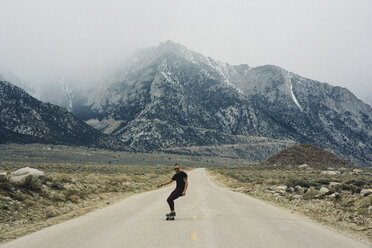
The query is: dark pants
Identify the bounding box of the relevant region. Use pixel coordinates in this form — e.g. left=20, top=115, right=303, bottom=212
left=167, top=188, right=183, bottom=211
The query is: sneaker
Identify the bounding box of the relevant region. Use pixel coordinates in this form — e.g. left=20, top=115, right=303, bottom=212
left=166, top=212, right=176, bottom=217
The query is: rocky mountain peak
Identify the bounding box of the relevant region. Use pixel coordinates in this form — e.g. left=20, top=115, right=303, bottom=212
left=157, top=40, right=188, bottom=54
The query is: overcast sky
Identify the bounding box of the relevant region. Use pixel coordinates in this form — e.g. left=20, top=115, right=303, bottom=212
left=0, top=0, right=371, bottom=103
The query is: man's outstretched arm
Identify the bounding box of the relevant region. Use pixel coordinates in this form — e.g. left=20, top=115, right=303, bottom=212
left=182, top=178, right=188, bottom=196
left=157, top=179, right=173, bottom=188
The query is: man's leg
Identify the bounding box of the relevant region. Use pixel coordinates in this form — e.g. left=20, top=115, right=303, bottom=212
left=167, top=189, right=183, bottom=212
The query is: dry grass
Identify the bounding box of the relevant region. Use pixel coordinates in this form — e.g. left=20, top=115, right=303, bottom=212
left=0, top=162, right=178, bottom=243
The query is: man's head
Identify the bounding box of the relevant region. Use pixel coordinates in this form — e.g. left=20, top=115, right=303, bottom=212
left=173, top=164, right=181, bottom=173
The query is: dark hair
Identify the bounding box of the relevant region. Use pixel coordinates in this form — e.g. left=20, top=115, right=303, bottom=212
left=174, top=164, right=180, bottom=167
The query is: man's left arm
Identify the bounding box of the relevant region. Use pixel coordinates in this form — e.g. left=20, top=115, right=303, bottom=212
left=182, top=178, right=188, bottom=196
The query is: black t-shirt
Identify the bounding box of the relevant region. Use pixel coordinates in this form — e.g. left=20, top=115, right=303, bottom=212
left=172, top=171, right=187, bottom=189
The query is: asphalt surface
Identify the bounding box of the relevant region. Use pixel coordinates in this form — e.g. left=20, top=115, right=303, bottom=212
left=1, top=168, right=370, bottom=248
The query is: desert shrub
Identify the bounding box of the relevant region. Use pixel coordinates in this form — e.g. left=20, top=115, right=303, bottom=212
left=287, top=178, right=310, bottom=188
left=1, top=205, right=9, bottom=210
left=20, top=175, right=41, bottom=191
left=0, top=175, right=11, bottom=191
left=315, top=178, right=331, bottom=185
left=60, top=174, right=71, bottom=183
left=51, top=182, right=64, bottom=190
left=51, top=193, right=66, bottom=202
left=345, top=179, right=366, bottom=187
left=69, top=194, right=79, bottom=203
left=43, top=175, right=53, bottom=182
left=12, top=191, right=25, bottom=201
left=236, top=174, right=251, bottom=183
left=357, top=207, right=368, bottom=215
left=341, top=184, right=354, bottom=191
left=342, top=199, right=356, bottom=208
left=333, top=184, right=343, bottom=193
left=341, top=184, right=361, bottom=194
left=303, top=187, right=318, bottom=200
left=64, top=188, right=80, bottom=198
left=46, top=207, right=57, bottom=218
left=264, top=178, right=280, bottom=185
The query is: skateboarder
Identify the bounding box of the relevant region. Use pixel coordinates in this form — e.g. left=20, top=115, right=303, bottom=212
left=157, top=164, right=188, bottom=219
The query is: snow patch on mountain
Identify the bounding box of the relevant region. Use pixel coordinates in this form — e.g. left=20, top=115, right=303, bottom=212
left=62, top=84, right=73, bottom=111
left=283, top=71, right=302, bottom=111
left=161, top=72, right=177, bottom=85
left=86, top=118, right=123, bottom=134
left=290, top=82, right=302, bottom=111
left=206, top=58, right=243, bottom=94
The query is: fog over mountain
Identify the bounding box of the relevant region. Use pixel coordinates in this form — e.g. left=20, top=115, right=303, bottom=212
left=0, top=0, right=371, bottom=104
left=61, top=41, right=370, bottom=166
left=1, top=40, right=371, bottom=166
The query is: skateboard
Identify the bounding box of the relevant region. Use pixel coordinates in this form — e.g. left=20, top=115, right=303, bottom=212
left=166, top=213, right=175, bottom=221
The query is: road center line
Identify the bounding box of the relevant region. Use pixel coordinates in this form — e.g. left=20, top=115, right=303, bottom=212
left=190, top=232, right=197, bottom=240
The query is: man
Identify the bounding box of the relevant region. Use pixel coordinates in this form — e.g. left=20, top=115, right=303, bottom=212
left=157, top=164, right=188, bottom=217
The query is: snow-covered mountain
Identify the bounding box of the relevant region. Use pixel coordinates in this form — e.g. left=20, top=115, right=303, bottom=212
left=0, top=68, right=35, bottom=96
left=71, top=41, right=371, bottom=166
left=34, top=66, right=104, bottom=112
left=0, top=80, right=126, bottom=150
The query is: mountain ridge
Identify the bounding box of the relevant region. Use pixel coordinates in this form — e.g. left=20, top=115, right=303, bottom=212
left=69, top=41, right=371, bottom=166
left=0, top=80, right=127, bottom=150
left=1, top=41, right=370, bottom=166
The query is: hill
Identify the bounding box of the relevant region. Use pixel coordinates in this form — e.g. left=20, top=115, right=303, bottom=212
left=263, top=144, right=354, bottom=168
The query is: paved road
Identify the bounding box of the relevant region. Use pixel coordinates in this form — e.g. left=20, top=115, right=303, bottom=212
left=1, top=168, right=369, bottom=248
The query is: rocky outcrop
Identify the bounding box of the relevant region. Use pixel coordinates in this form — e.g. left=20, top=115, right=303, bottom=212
left=9, top=167, right=45, bottom=183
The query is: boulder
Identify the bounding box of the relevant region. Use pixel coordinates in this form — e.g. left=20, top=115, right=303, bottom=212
left=295, top=185, right=305, bottom=194
left=329, top=193, right=340, bottom=199
left=287, top=187, right=295, bottom=193
left=1, top=196, right=12, bottom=201
left=277, top=185, right=288, bottom=191
left=329, top=182, right=341, bottom=187
left=46, top=207, right=57, bottom=218
left=360, top=189, right=372, bottom=197
left=292, top=195, right=303, bottom=200
left=319, top=186, right=330, bottom=195
left=10, top=167, right=45, bottom=183
left=321, top=170, right=340, bottom=175
left=11, top=167, right=44, bottom=177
